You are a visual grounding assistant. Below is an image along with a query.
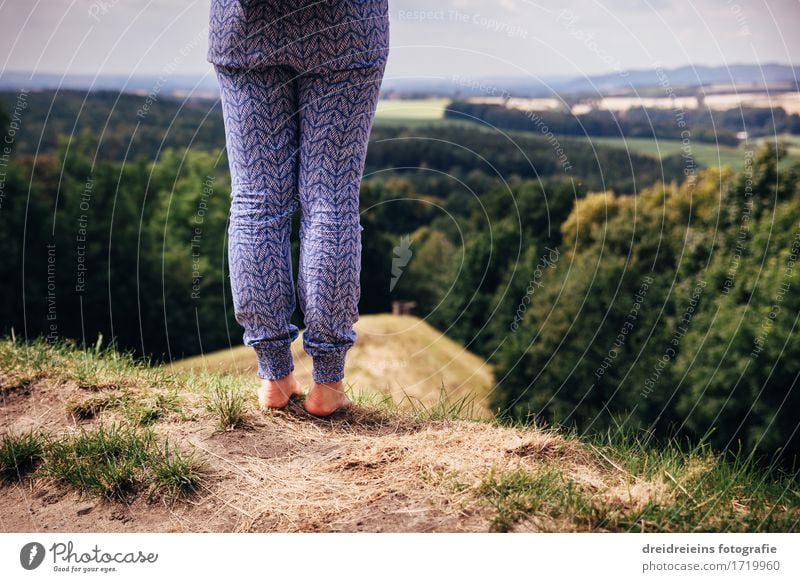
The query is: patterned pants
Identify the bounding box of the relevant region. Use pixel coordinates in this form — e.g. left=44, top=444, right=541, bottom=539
left=214, top=62, right=385, bottom=383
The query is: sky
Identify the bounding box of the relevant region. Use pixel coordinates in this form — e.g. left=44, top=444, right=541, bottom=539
left=1, top=0, right=798, bottom=82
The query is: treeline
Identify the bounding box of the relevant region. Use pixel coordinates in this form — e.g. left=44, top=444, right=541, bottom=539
left=445, top=100, right=800, bottom=145
left=0, top=90, right=224, bottom=162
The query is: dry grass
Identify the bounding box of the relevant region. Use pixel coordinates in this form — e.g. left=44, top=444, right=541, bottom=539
left=148, top=402, right=708, bottom=532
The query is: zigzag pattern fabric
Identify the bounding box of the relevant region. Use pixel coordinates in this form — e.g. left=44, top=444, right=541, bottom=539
left=208, top=0, right=389, bottom=383
left=208, top=0, right=390, bottom=72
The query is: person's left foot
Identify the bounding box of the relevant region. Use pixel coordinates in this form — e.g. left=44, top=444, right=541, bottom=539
left=258, top=372, right=303, bottom=410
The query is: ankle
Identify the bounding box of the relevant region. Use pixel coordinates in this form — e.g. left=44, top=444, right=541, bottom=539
left=310, top=380, right=344, bottom=393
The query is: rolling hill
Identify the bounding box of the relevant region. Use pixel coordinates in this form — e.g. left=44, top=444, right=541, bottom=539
left=168, top=314, right=496, bottom=419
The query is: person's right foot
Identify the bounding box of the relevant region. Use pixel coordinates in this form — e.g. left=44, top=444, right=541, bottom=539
left=304, top=380, right=351, bottom=417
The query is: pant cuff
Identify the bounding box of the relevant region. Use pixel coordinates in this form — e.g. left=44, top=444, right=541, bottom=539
left=254, top=344, right=294, bottom=380
left=312, top=351, right=347, bottom=384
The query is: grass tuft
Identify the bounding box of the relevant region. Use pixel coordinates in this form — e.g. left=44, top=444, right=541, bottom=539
left=41, top=423, right=205, bottom=501
left=124, top=390, right=182, bottom=426
left=477, top=465, right=583, bottom=532
left=401, top=383, right=478, bottom=422
left=206, top=379, right=249, bottom=431
left=64, top=387, right=181, bottom=425
left=65, top=392, right=123, bottom=420
left=352, top=381, right=478, bottom=423
left=44, top=424, right=153, bottom=500
left=149, top=440, right=205, bottom=499
left=0, top=431, right=46, bottom=483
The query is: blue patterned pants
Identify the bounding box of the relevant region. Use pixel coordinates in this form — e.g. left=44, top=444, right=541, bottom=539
left=214, top=62, right=385, bottom=383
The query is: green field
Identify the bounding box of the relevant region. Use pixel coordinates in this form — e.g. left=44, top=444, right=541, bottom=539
left=565, top=135, right=800, bottom=170
left=374, top=98, right=450, bottom=121
left=582, top=136, right=745, bottom=168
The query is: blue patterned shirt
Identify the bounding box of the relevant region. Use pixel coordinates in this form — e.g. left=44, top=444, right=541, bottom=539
left=207, top=0, right=390, bottom=72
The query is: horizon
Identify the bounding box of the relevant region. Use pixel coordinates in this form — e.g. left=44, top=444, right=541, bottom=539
left=2, top=59, right=799, bottom=79
left=1, top=62, right=798, bottom=99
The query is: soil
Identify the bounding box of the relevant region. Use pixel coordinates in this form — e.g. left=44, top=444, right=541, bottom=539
left=0, top=375, right=518, bottom=532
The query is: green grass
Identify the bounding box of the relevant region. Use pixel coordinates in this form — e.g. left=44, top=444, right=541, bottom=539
left=374, top=98, right=450, bottom=121
left=477, top=466, right=578, bottom=532
left=397, top=383, right=479, bottom=421
left=0, top=333, right=176, bottom=393
left=65, top=385, right=182, bottom=425
left=45, top=423, right=152, bottom=499
left=43, top=423, right=204, bottom=500
left=0, top=334, right=182, bottom=426
left=0, top=431, right=46, bottom=483
left=372, top=99, right=497, bottom=130
left=1, top=337, right=205, bottom=500
left=568, top=135, right=800, bottom=171
left=350, top=381, right=479, bottom=422
left=469, top=429, right=800, bottom=532
left=205, top=377, right=249, bottom=431
left=578, top=136, right=746, bottom=168
left=149, top=440, right=204, bottom=499
left=599, top=431, right=800, bottom=532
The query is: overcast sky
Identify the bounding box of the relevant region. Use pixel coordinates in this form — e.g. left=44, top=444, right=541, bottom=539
left=1, top=0, right=798, bottom=81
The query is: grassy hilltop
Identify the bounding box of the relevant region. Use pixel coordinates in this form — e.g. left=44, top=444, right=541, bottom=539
left=0, top=331, right=798, bottom=533
left=169, top=314, right=495, bottom=419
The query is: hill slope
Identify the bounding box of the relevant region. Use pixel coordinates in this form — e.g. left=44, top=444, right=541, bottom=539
left=169, top=314, right=496, bottom=419
left=1, top=338, right=797, bottom=532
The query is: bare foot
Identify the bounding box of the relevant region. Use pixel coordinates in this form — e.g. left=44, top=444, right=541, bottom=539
left=258, top=373, right=303, bottom=410
left=304, top=380, right=352, bottom=417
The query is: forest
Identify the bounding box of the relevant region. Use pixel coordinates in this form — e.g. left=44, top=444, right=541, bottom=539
left=1, top=89, right=797, bottom=465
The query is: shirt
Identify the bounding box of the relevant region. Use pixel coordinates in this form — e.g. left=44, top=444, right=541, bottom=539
left=207, top=0, right=390, bottom=72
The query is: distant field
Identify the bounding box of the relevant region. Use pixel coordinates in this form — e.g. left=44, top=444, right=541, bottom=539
left=372, top=99, right=800, bottom=169
left=374, top=98, right=449, bottom=121
left=573, top=91, right=800, bottom=115
left=581, top=136, right=746, bottom=168
left=169, top=313, right=495, bottom=419
left=573, top=135, right=800, bottom=170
